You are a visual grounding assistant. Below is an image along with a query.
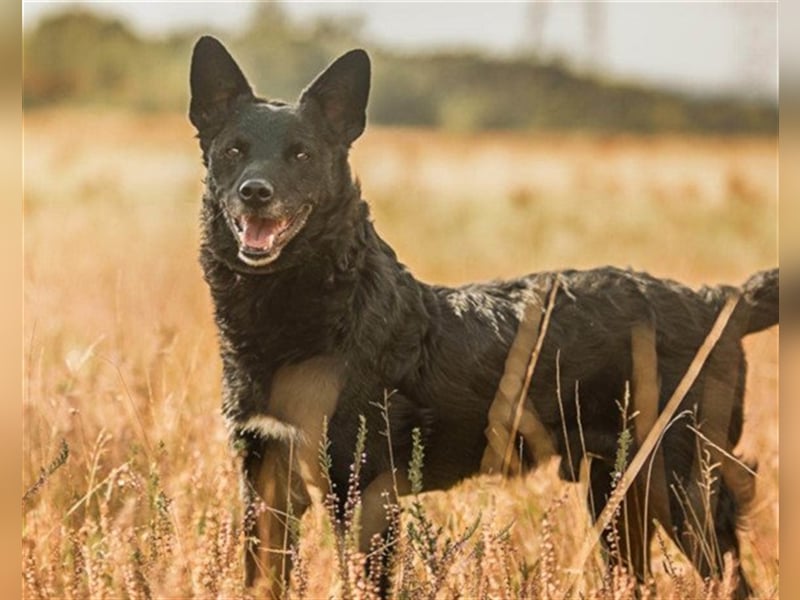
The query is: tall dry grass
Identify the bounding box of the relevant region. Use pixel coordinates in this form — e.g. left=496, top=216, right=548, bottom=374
left=23, top=109, right=778, bottom=598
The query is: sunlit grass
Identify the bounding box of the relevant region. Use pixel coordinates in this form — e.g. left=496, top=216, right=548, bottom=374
left=23, top=109, right=778, bottom=598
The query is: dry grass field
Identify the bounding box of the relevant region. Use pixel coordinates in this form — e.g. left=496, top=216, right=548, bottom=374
left=22, top=109, right=778, bottom=599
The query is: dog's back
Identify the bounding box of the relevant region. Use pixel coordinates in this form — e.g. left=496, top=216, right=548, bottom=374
left=409, top=267, right=776, bottom=486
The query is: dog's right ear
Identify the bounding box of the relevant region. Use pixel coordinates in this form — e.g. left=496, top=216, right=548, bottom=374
left=189, top=36, right=254, bottom=136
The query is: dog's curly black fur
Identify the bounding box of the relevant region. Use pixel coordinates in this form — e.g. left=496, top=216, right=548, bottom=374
left=190, top=37, right=778, bottom=598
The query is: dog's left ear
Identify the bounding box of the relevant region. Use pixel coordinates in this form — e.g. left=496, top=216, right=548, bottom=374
left=299, top=49, right=370, bottom=145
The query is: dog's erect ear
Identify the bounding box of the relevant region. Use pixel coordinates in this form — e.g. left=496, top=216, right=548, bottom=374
left=299, top=49, right=370, bottom=145
left=189, top=36, right=254, bottom=135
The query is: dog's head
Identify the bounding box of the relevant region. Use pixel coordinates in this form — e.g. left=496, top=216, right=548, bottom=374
left=189, top=36, right=370, bottom=273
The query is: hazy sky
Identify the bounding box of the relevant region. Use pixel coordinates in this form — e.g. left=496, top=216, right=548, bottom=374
left=22, top=2, right=777, bottom=100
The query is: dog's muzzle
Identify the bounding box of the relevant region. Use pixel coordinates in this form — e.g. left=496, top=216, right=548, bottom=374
left=226, top=204, right=312, bottom=267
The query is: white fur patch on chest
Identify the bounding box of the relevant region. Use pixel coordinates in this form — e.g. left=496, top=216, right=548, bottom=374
left=241, top=356, right=344, bottom=494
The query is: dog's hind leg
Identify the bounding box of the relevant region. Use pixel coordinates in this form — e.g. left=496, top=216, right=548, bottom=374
left=661, top=471, right=753, bottom=600
left=580, top=321, right=664, bottom=592
left=242, top=437, right=311, bottom=599
left=710, top=480, right=754, bottom=600
left=662, top=350, right=754, bottom=599
left=588, top=459, right=655, bottom=593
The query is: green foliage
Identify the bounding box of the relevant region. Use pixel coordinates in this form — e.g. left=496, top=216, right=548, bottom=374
left=408, top=427, right=425, bottom=496
left=614, top=427, right=633, bottom=477
left=23, top=6, right=777, bottom=133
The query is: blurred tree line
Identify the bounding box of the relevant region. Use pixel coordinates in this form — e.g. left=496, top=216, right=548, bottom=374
left=23, top=6, right=777, bottom=134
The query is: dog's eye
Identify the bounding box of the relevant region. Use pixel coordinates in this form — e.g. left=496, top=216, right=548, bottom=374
left=294, top=150, right=310, bottom=162
left=225, top=146, right=242, bottom=159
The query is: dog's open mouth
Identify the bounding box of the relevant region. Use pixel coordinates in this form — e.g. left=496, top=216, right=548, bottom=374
left=229, top=205, right=312, bottom=267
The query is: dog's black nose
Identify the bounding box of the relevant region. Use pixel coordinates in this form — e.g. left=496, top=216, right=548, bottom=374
left=238, top=179, right=274, bottom=205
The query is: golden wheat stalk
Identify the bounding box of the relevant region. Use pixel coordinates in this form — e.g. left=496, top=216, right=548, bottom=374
left=501, top=279, right=560, bottom=477
left=479, top=277, right=560, bottom=477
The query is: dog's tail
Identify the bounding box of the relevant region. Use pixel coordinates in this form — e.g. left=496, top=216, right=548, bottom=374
left=738, top=268, right=779, bottom=335
left=699, top=268, right=778, bottom=337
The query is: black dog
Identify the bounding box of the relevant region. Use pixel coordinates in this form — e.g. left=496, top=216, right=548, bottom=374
left=189, top=37, right=778, bottom=598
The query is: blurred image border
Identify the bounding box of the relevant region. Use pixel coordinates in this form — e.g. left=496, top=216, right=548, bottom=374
left=4, top=0, right=23, bottom=598
left=780, top=1, right=799, bottom=597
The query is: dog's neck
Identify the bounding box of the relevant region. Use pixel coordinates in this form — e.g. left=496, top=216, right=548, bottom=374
left=202, top=186, right=430, bottom=424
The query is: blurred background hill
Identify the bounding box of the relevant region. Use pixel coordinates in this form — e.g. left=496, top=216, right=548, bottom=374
left=23, top=2, right=776, bottom=134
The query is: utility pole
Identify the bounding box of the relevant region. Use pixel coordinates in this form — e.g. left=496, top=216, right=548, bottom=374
left=521, top=1, right=550, bottom=58
left=729, top=3, right=776, bottom=100
left=582, top=1, right=607, bottom=75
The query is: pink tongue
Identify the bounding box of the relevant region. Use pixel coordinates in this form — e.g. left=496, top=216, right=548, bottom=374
left=241, top=216, right=286, bottom=251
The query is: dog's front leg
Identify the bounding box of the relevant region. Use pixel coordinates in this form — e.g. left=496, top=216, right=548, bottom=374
left=242, top=436, right=311, bottom=599
left=357, top=470, right=411, bottom=596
